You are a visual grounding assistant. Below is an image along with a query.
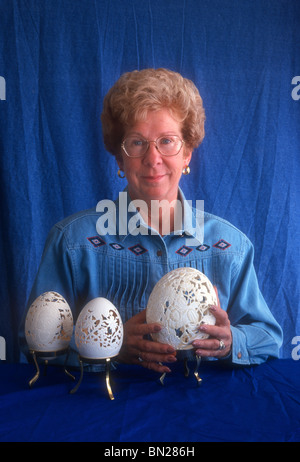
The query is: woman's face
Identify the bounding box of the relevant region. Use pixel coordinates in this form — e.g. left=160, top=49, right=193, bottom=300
left=117, top=108, right=192, bottom=205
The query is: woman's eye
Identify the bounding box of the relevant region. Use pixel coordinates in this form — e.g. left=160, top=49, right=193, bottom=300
left=128, top=138, right=143, bottom=147
left=160, top=137, right=173, bottom=145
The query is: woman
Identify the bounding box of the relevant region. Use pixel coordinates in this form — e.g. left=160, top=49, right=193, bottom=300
left=21, top=69, right=282, bottom=374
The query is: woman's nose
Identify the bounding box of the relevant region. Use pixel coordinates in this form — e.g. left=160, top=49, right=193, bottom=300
left=143, top=141, right=162, bottom=166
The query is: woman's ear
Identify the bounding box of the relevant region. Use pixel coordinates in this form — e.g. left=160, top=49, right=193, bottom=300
left=116, top=154, right=124, bottom=171
left=184, top=149, right=193, bottom=166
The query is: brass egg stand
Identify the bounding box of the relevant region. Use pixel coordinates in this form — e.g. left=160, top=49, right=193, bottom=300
left=159, top=354, right=202, bottom=386
left=28, top=348, right=75, bottom=388
left=69, top=355, right=116, bottom=400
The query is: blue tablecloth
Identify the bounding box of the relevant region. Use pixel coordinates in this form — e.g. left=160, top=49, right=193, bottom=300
left=0, top=358, right=299, bottom=442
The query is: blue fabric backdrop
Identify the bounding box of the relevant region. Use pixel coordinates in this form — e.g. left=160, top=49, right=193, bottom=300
left=0, top=0, right=299, bottom=363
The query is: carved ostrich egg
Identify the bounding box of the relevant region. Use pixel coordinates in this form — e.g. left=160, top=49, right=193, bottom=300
left=146, top=268, right=217, bottom=350
left=25, top=291, right=73, bottom=353
left=75, top=297, right=123, bottom=360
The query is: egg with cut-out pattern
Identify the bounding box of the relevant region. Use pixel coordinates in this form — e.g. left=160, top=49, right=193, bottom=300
left=75, top=297, right=123, bottom=359
left=146, top=267, right=217, bottom=350
left=25, top=291, right=73, bottom=353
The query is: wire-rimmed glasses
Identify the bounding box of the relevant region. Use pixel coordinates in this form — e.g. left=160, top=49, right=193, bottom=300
left=121, top=135, right=184, bottom=158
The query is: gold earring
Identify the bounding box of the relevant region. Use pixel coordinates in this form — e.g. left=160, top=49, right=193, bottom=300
left=117, top=169, right=126, bottom=179
left=182, top=166, right=190, bottom=175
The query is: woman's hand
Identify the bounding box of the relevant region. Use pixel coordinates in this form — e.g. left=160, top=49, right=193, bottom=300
left=192, top=287, right=232, bottom=358
left=117, top=309, right=177, bottom=374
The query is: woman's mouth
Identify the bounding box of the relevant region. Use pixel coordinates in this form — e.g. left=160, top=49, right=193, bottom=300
left=142, top=174, right=165, bottom=182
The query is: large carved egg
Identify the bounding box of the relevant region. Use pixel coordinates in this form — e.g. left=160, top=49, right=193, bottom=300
left=25, top=291, right=73, bottom=353
left=75, top=297, right=123, bottom=360
left=146, top=268, right=217, bottom=350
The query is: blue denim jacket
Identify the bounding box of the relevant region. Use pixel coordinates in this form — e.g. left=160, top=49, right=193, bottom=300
left=20, top=188, right=283, bottom=366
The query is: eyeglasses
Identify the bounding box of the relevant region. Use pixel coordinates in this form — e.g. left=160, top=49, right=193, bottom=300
left=121, top=135, right=184, bottom=158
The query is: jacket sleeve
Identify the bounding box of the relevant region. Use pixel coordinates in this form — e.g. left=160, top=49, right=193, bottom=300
left=228, top=238, right=283, bottom=365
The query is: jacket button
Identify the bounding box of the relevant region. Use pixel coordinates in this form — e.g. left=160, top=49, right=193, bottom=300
left=157, top=250, right=163, bottom=257
left=237, top=352, right=242, bottom=359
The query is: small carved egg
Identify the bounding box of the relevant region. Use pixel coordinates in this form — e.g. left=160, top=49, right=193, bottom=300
left=25, top=291, right=73, bottom=353
left=146, top=267, right=217, bottom=350
left=75, top=297, right=123, bottom=360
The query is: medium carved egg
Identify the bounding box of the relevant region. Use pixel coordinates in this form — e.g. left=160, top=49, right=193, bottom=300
left=146, top=267, right=217, bottom=350
left=75, top=297, right=123, bottom=359
left=25, top=291, right=73, bottom=353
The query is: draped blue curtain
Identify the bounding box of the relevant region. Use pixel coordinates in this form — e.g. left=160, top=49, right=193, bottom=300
left=0, top=0, right=299, bottom=362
